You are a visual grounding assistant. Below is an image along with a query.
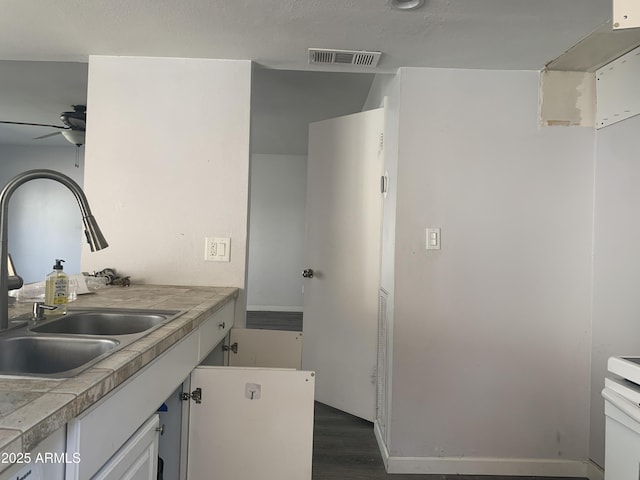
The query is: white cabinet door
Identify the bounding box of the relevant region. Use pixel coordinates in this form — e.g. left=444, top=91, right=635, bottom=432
left=93, top=414, right=160, bottom=480
left=186, top=366, right=315, bottom=480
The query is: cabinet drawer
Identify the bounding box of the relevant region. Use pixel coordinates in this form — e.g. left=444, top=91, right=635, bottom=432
left=198, top=300, right=234, bottom=362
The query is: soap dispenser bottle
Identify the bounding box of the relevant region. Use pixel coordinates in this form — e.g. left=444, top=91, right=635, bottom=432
left=45, top=259, right=69, bottom=315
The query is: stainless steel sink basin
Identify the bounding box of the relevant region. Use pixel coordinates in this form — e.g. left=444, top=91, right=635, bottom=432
left=31, top=309, right=179, bottom=336
left=0, top=308, right=182, bottom=378
left=0, top=335, right=118, bottom=377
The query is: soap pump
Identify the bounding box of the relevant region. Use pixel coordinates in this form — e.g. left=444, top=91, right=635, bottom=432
left=45, top=259, right=69, bottom=315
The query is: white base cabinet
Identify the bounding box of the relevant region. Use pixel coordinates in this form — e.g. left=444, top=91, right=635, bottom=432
left=0, top=426, right=66, bottom=480
left=4, top=298, right=315, bottom=480
left=65, top=301, right=234, bottom=480
left=93, top=414, right=160, bottom=480
left=65, top=330, right=199, bottom=480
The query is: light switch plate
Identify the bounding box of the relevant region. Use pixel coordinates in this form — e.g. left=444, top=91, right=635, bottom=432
left=426, top=228, right=441, bottom=251
left=205, top=237, right=231, bottom=262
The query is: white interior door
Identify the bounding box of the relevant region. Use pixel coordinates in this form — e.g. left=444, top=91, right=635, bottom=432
left=186, top=366, right=315, bottom=480
left=302, top=107, right=384, bottom=422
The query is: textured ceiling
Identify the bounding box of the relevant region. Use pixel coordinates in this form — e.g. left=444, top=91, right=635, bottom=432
left=0, top=0, right=613, bottom=71
left=0, top=0, right=619, bottom=147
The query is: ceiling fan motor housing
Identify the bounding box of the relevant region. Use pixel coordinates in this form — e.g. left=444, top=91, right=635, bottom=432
left=60, top=105, right=86, bottom=131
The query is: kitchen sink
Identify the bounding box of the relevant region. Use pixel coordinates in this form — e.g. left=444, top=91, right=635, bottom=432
left=0, top=335, right=119, bottom=377
left=0, top=308, right=182, bottom=378
left=31, top=309, right=179, bottom=336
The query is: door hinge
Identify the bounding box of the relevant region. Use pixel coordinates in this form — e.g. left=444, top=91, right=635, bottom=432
left=223, top=342, right=238, bottom=354
left=180, top=387, right=202, bottom=404
left=379, top=132, right=384, bottom=150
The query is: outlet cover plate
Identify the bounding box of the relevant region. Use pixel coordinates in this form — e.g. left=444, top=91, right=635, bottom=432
left=205, top=237, right=231, bottom=262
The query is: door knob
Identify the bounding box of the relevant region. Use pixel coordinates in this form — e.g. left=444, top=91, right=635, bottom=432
left=302, top=268, right=314, bottom=278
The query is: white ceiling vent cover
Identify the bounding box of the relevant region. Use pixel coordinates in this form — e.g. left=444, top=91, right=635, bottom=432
left=309, top=48, right=382, bottom=67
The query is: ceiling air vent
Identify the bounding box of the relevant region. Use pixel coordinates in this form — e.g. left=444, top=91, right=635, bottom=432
left=309, top=48, right=382, bottom=68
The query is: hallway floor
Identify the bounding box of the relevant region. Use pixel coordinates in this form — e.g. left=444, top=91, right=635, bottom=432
left=312, top=402, right=587, bottom=480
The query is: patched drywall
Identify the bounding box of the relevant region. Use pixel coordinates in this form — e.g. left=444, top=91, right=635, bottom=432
left=539, top=70, right=595, bottom=127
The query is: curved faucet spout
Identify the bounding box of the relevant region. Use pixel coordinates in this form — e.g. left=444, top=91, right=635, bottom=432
left=0, top=169, right=109, bottom=330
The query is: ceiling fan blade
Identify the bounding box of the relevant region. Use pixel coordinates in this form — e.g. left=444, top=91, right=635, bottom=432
left=33, top=131, right=62, bottom=140
left=0, top=120, right=67, bottom=129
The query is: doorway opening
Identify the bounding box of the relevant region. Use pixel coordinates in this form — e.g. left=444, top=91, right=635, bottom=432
left=246, top=67, right=375, bottom=329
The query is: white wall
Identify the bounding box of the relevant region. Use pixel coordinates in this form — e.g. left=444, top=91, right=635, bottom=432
left=82, top=56, right=251, bottom=325
left=389, top=67, right=595, bottom=469
left=590, top=113, right=640, bottom=467
left=0, top=144, right=84, bottom=283
left=363, top=74, right=400, bottom=298
left=246, top=154, right=307, bottom=310
left=76, top=56, right=613, bottom=471
left=363, top=73, right=401, bottom=447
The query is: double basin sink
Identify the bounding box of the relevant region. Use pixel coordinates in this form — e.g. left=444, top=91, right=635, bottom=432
left=0, top=308, right=181, bottom=378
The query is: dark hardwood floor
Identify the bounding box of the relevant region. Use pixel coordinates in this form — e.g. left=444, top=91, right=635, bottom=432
left=312, top=402, right=586, bottom=480
left=313, top=401, right=388, bottom=479
left=246, top=310, right=302, bottom=331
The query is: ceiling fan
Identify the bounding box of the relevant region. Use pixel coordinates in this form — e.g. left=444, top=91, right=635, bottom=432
left=0, top=105, right=86, bottom=147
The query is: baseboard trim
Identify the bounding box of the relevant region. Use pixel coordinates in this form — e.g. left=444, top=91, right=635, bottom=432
left=373, top=420, right=389, bottom=470
left=384, top=455, right=601, bottom=479
left=586, top=461, right=604, bottom=480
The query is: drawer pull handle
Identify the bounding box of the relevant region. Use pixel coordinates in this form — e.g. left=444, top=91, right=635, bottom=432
left=219, top=322, right=225, bottom=329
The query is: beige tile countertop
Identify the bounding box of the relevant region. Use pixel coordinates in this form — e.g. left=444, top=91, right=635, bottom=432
left=0, top=284, right=238, bottom=467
